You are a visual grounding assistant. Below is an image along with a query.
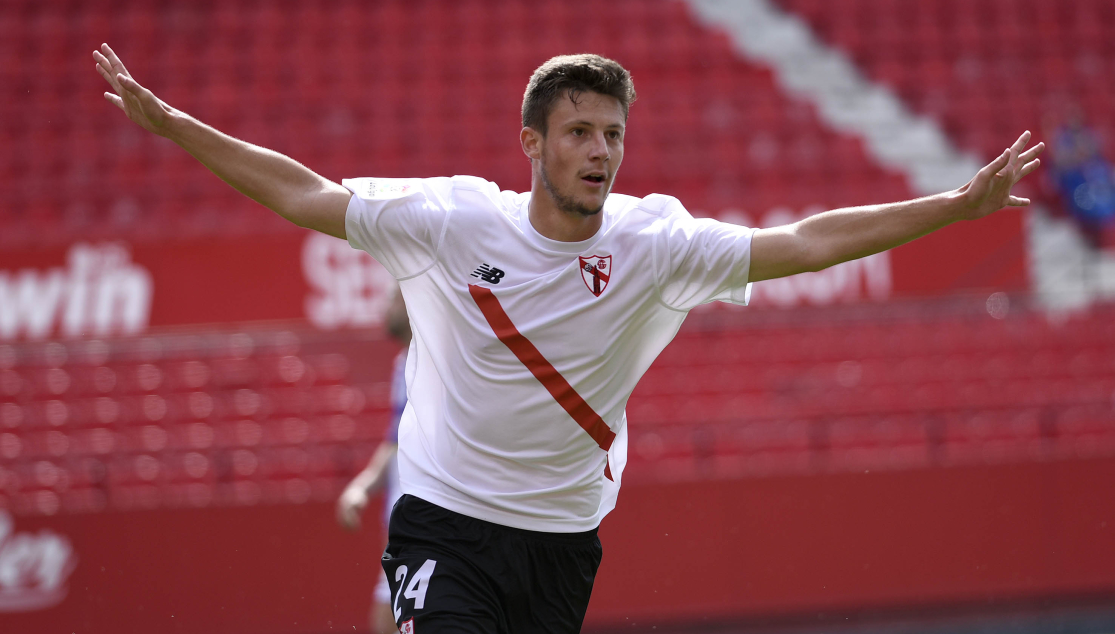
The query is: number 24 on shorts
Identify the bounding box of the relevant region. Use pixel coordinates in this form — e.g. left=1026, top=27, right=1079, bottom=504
left=393, top=559, right=438, bottom=621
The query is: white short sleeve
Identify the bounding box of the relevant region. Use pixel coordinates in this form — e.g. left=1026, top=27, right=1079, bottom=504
left=654, top=199, right=755, bottom=311
left=343, top=177, right=453, bottom=280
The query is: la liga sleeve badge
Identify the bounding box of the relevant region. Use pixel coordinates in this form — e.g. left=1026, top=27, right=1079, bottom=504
left=365, top=178, right=415, bottom=199
left=579, top=255, right=612, bottom=297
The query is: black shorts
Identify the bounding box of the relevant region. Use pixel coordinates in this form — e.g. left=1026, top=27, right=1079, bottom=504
left=382, top=494, right=603, bottom=634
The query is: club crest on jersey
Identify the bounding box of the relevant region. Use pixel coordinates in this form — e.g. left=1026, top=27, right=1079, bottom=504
left=400, top=618, right=415, bottom=633
left=579, top=255, right=612, bottom=297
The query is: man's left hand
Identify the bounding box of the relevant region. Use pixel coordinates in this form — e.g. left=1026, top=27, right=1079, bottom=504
left=956, top=130, right=1045, bottom=220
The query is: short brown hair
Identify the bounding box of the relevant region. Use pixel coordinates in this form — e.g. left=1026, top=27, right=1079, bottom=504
left=521, top=54, right=637, bottom=135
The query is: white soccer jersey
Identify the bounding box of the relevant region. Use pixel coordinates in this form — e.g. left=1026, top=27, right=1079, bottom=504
left=344, top=176, right=754, bottom=532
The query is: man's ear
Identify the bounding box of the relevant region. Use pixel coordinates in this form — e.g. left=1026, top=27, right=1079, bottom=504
left=521, top=126, right=542, bottom=161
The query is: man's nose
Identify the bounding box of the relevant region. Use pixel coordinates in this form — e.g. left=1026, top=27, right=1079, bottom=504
left=588, top=131, right=610, bottom=161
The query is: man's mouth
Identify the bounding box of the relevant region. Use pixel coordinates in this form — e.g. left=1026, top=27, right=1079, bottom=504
left=582, top=174, right=606, bottom=184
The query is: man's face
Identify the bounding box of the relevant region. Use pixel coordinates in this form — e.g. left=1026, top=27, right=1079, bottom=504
left=536, top=91, right=625, bottom=216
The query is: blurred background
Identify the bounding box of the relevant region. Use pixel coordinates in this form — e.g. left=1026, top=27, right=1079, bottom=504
left=1, top=0, right=1114, bottom=632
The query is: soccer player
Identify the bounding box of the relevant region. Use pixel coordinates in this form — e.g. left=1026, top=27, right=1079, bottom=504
left=94, top=44, right=1043, bottom=633
left=336, top=289, right=410, bottom=634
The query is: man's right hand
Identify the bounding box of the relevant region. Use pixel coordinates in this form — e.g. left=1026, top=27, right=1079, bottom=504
left=91, top=42, right=351, bottom=239
left=94, top=43, right=174, bottom=137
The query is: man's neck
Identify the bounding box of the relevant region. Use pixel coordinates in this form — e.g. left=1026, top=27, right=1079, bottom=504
left=527, top=180, right=604, bottom=243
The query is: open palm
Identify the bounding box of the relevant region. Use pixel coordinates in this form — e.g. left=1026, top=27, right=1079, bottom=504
left=957, top=130, right=1045, bottom=220
left=93, top=43, right=173, bottom=136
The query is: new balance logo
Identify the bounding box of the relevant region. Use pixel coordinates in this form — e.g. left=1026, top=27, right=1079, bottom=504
left=470, top=264, right=505, bottom=284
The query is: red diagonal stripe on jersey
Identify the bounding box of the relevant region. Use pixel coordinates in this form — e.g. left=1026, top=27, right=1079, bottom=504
left=469, top=285, right=616, bottom=477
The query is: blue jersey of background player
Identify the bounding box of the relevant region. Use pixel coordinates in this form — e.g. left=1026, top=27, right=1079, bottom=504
left=337, top=289, right=410, bottom=634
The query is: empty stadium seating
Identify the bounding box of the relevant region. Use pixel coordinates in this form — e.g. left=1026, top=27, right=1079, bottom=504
left=3, top=0, right=1114, bottom=516
left=0, top=327, right=397, bottom=516
left=3, top=0, right=1110, bottom=244
left=2, top=298, right=1113, bottom=515
left=623, top=299, right=1115, bottom=483
left=0, top=0, right=908, bottom=247
left=778, top=0, right=1115, bottom=171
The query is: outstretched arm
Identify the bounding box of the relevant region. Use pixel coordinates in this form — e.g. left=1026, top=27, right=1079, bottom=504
left=748, top=131, right=1044, bottom=282
left=94, top=43, right=351, bottom=239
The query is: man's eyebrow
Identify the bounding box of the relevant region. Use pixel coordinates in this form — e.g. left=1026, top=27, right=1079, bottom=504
left=569, top=120, right=625, bottom=129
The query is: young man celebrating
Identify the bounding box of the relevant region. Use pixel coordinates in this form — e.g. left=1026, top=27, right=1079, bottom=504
left=94, top=45, right=1042, bottom=633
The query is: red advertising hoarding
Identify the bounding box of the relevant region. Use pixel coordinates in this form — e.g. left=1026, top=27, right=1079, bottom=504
left=0, top=205, right=1027, bottom=344
left=1, top=457, right=1112, bottom=633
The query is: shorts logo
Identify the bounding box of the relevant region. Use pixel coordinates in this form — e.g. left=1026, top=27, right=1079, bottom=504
left=579, top=255, right=611, bottom=297
left=399, top=618, right=415, bottom=633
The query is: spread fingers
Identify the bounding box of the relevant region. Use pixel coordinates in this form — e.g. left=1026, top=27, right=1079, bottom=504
left=93, top=51, right=123, bottom=93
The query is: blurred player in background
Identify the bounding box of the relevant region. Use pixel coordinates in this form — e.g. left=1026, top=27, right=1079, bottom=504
left=1045, top=109, right=1115, bottom=248
left=336, top=289, right=410, bottom=634
left=95, top=43, right=1043, bottom=633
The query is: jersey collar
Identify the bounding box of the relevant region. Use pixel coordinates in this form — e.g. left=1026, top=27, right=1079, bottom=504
left=518, top=195, right=609, bottom=255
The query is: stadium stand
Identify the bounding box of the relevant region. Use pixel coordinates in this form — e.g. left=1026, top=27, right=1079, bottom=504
left=0, top=328, right=398, bottom=516
left=0, top=0, right=909, bottom=249
left=778, top=0, right=1115, bottom=206
left=0, top=0, right=1112, bottom=516
left=3, top=3, right=1115, bottom=633
left=627, top=298, right=1115, bottom=482
left=2, top=297, right=1112, bottom=516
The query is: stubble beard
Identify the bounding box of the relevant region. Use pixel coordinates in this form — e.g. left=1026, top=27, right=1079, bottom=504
left=540, top=162, right=605, bottom=217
